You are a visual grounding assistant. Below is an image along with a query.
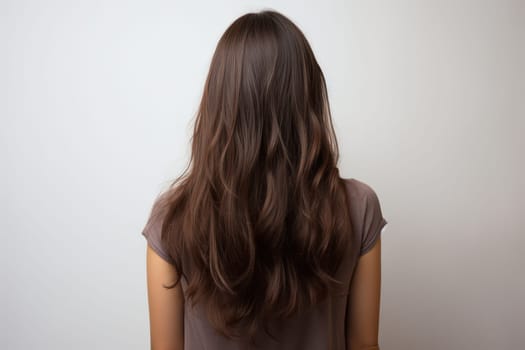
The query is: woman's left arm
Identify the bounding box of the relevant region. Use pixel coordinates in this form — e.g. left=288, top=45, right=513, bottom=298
left=145, top=243, right=184, bottom=350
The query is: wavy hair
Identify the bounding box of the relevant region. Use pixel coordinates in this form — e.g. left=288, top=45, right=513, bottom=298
left=155, top=9, right=353, bottom=345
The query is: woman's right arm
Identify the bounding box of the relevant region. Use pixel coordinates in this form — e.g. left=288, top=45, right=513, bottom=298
left=346, top=237, right=381, bottom=350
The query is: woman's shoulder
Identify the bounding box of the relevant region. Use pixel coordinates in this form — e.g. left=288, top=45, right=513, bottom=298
left=341, top=177, right=380, bottom=201
left=341, top=176, right=388, bottom=255
left=340, top=176, right=387, bottom=228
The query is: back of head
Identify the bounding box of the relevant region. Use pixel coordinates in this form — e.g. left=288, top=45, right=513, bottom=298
left=157, top=9, right=353, bottom=346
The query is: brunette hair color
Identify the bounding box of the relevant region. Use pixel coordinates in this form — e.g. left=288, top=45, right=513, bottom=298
left=154, top=9, right=353, bottom=345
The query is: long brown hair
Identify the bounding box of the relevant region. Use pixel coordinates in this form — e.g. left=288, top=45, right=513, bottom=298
left=154, top=9, right=353, bottom=345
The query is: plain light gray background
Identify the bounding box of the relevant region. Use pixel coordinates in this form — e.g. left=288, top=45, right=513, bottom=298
left=2, top=0, right=524, bottom=349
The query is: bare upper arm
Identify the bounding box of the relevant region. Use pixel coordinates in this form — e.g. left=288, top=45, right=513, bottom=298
left=146, top=243, right=185, bottom=350
left=346, top=236, right=381, bottom=350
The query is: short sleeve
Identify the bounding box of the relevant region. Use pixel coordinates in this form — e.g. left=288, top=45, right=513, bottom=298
left=141, top=194, right=176, bottom=265
left=359, top=185, right=388, bottom=256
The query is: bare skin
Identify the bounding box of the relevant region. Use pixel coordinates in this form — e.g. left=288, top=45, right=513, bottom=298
left=145, top=244, right=184, bottom=350
left=346, top=237, right=382, bottom=350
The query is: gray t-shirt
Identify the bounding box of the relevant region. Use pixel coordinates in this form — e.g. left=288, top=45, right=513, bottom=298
left=142, top=177, right=388, bottom=349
